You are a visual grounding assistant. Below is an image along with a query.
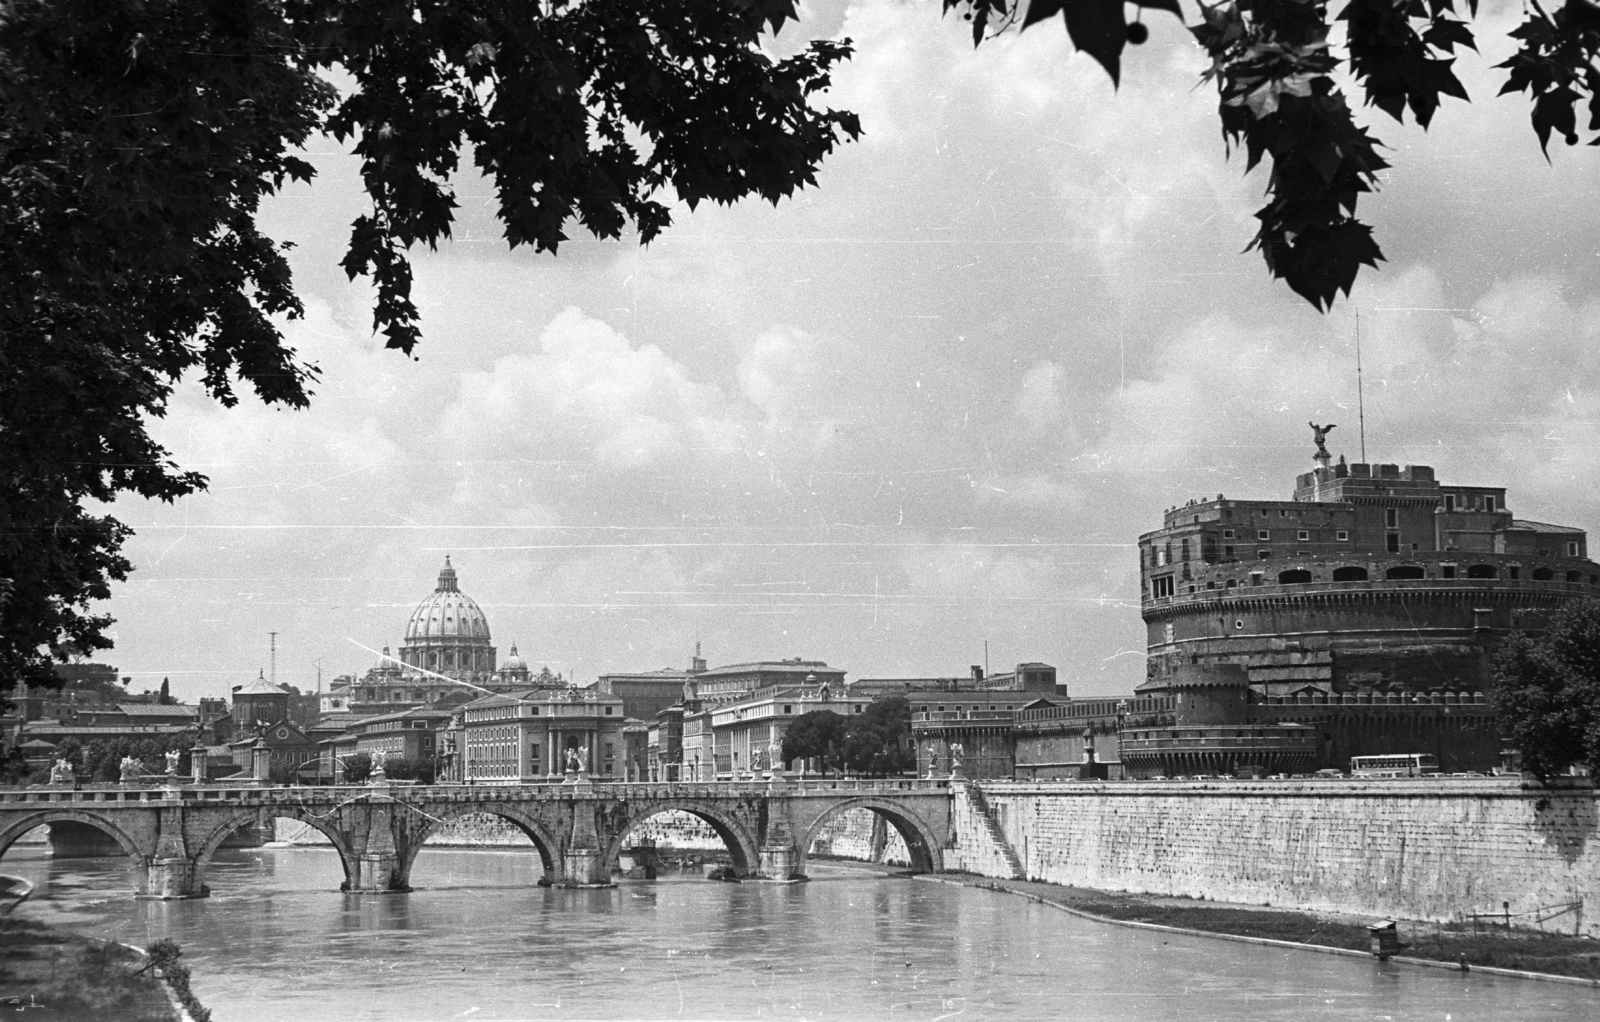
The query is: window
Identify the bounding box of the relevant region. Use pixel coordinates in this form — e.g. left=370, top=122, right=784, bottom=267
left=1331, top=566, right=1368, bottom=582
left=1467, top=564, right=1498, bottom=579
left=784, top=705, right=792, bottom=714
left=1297, top=530, right=1310, bottom=541
left=1258, top=549, right=1271, bottom=559
left=854, top=705, right=864, bottom=713
left=1278, top=569, right=1312, bottom=584
left=1152, top=575, right=1175, bottom=599
left=1250, top=572, right=1264, bottom=586
left=1442, top=564, right=1457, bottom=579
left=1385, top=508, right=1399, bottom=528
left=1279, top=509, right=1289, bottom=517
left=1222, top=529, right=1235, bottom=539
left=1386, top=565, right=1425, bottom=580
left=1509, top=566, right=1521, bottom=580
left=1257, top=530, right=1270, bottom=541
left=605, top=706, right=613, bottom=715
left=1569, top=541, right=1581, bottom=557
left=1336, top=530, right=1349, bottom=541
left=1386, top=533, right=1400, bottom=553
left=1180, top=539, right=1190, bottom=562
left=1485, top=496, right=1497, bottom=513
left=1225, top=578, right=1237, bottom=588
left=1223, top=545, right=1235, bottom=557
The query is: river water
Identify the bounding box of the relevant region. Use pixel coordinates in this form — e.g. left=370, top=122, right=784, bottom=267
left=3, top=844, right=1593, bottom=1021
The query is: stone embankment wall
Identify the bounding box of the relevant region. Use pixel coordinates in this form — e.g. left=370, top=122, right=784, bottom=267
left=947, top=778, right=1600, bottom=936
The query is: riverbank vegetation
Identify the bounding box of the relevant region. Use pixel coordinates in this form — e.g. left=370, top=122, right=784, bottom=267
left=967, top=877, right=1600, bottom=981
left=0, top=916, right=175, bottom=1020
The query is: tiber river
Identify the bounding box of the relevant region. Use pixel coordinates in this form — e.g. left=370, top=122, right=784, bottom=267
left=4, top=840, right=1595, bottom=1021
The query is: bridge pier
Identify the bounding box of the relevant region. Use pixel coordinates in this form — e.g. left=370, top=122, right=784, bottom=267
left=137, top=808, right=207, bottom=899
left=346, top=792, right=410, bottom=894
left=555, top=792, right=614, bottom=888
left=140, top=856, right=206, bottom=899
left=757, top=813, right=802, bottom=880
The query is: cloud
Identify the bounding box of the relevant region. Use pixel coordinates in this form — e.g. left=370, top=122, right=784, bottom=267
left=442, top=307, right=743, bottom=470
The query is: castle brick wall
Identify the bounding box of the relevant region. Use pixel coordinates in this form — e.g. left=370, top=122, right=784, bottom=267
left=947, top=779, right=1600, bottom=936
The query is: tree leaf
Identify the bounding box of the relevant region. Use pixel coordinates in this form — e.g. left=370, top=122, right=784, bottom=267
left=1063, top=0, right=1128, bottom=86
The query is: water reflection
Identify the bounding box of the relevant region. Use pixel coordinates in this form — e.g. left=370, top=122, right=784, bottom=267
left=2, top=844, right=1592, bottom=1021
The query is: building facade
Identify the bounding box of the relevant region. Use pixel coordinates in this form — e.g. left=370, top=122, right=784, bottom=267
left=457, top=686, right=627, bottom=783
left=1138, top=455, right=1599, bottom=697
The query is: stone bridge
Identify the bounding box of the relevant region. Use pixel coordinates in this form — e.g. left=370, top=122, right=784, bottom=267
left=0, top=778, right=954, bottom=897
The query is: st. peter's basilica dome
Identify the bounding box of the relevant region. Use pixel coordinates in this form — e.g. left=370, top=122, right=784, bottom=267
left=405, top=556, right=492, bottom=642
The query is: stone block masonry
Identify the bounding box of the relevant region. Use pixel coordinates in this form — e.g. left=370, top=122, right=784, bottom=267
left=948, top=778, right=1600, bottom=937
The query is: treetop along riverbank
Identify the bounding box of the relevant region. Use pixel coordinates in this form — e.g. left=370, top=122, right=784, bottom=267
left=938, top=875, right=1600, bottom=983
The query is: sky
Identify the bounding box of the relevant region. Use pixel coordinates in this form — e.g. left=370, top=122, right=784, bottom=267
left=96, top=0, right=1600, bottom=704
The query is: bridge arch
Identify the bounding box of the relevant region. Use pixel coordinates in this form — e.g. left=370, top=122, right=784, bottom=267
left=797, top=797, right=944, bottom=876
left=193, top=807, right=355, bottom=890
left=399, top=804, right=559, bottom=884
left=604, top=801, right=761, bottom=878
left=0, top=809, right=144, bottom=861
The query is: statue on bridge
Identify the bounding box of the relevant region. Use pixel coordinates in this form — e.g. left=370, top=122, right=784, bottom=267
left=565, top=746, right=588, bottom=775
left=948, top=743, right=964, bottom=779
left=164, top=748, right=181, bottom=777
left=119, top=755, right=142, bottom=783
left=48, top=757, right=73, bottom=785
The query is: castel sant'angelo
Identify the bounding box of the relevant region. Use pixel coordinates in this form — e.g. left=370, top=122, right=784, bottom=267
left=1122, top=424, right=1599, bottom=777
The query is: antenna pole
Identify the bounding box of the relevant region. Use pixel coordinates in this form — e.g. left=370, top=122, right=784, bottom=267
left=1356, top=313, right=1367, bottom=463
left=269, top=631, right=278, bottom=689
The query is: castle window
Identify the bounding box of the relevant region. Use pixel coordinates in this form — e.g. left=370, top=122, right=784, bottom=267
left=1385, top=509, right=1399, bottom=528
left=1444, top=494, right=1456, bottom=512
left=1467, top=564, right=1498, bottom=579
left=1225, top=579, right=1237, bottom=588
left=1257, top=530, right=1270, bottom=541
left=1568, top=571, right=1583, bottom=583
left=1279, top=509, right=1288, bottom=517
left=1533, top=567, right=1554, bottom=581
left=1223, top=529, right=1235, bottom=540
left=1336, top=530, right=1349, bottom=541
left=1277, top=569, right=1312, bottom=584
left=1152, top=575, right=1174, bottom=599
left=1258, top=549, right=1271, bottom=559
left=1568, top=541, right=1581, bottom=557
left=1224, top=545, right=1235, bottom=558
left=1508, top=566, right=1521, bottom=580
left=1180, top=539, right=1190, bottom=561
left=1442, top=564, right=1457, bottom=579
left=1485, top=496, right=1497, bottom=513
left=1297, top=531, right=1309, bottom=542
left=1331, top=566, right=1368, bottom=581
left=1386, top=566, right=1426, bottom=580
left=1386, top=533, right=1400, bottom=553
left=1250, top=572, right=1263, bottom=585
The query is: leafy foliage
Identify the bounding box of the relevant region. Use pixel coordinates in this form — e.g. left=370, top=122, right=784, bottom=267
left=944, top=0, right=1599, bottom=310
left=79, top=735, right=193, bottom=782
left=780, top=709, right=848, bottom=774
left=839, top=696, right=915, bottom=776
left=780, top=700, right=914, bottom=776
left=1490, top=597, right=1600, bottom=782
left=1497, top=0, right=1600, bottom=154
left=342, top=751, right=373, bottom=783
left=0, top=0, right=859, bottom=697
